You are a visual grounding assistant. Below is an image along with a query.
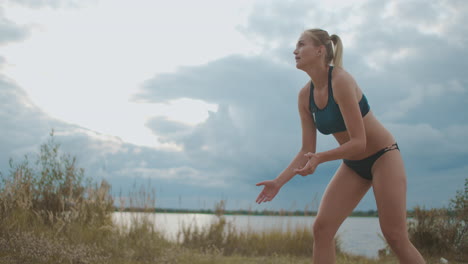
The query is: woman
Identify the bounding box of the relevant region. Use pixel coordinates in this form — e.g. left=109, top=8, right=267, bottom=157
left=255, top=29, right=425, bottom=263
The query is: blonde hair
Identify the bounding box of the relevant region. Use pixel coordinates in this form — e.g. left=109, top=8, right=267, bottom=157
left=304, top=29, right=343, bottom=67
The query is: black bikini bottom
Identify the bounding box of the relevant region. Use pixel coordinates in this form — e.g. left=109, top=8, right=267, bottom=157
left=343, top=143, right=399, bottom=181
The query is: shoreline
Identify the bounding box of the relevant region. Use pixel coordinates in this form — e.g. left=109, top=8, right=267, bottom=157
left=114, top=207, right=384, bottom=217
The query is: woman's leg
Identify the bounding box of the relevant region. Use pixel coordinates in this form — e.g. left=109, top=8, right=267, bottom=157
left=313, top=163, right=372, bottom=264
left=372, top=150, right=425, bottom=264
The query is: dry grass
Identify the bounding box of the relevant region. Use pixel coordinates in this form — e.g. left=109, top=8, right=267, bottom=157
left=0, top=133, right=466, bottom=264
left=178, top=200, right=318, bottom=257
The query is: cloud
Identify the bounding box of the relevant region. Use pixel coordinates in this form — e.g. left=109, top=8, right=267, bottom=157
left=0, top=73, right=252, bottom=197
left=1, top=0, right=466, bottom=211
left=378, top=0, right=468, bottom=46
left=136, top=54, right=309, bottom=178
left=133, top=0, right=467, bottom=209
left=0, top=76, right=62, bottom=172
left=7, top=0, right=97, bottom=9
left=0, top=72, right=193, bottom=186
left=237, top=0, right=468, bottom=98
left=0, top=9, right=30, bottom=45
left=146, top=117, right=192, bottom=138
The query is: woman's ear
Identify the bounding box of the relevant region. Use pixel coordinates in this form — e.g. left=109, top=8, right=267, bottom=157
left=316, top=45, right=325, bottom=56
left=320, top=45, right=326, bottom=55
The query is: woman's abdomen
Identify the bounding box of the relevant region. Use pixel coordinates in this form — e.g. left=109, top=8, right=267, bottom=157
left=334, top=111, right=395, bottom=160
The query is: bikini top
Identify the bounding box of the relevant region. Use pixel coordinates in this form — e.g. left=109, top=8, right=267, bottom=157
left=309, top=66, right=370, bottom=135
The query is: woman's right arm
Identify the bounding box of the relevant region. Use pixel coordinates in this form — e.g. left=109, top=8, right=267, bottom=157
left=274, top=84, right=317, bottom=186
left=256, top=84, right=317, bottom=204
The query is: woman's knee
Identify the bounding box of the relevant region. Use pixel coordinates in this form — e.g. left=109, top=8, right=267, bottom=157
left=381, top=227, right=410, bottom=250
left=312, top=217, right=339, bottom=241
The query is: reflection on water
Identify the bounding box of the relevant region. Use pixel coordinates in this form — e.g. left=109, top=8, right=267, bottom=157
left=112, top=212, right=385, bottom=258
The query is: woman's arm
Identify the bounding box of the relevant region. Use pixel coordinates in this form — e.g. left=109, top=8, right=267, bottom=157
left=274, top=84, right=318, bottom=186
left=256, top=84, right=317, bottom=203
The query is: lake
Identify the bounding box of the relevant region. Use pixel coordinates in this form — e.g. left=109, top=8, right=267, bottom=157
left=113, top=212, right=386, bottom=259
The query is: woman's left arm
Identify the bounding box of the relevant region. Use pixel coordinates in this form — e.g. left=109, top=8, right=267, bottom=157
left=295, top=70, right=366, bottom=176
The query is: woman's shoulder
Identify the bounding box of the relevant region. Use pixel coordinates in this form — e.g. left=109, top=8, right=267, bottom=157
left=298, top=80, right=312, bottom=99
left=298, top=81, right=312, bottom=108
left=331, top=67, right=359, bottom=99
left=332, top=66, right=355, bottom=84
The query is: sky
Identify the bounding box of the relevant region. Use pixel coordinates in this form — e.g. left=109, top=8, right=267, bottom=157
left=1, top=0, right=467, bottom=212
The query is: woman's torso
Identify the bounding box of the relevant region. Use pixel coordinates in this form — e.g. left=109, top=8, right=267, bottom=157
left=308, top=67, right=395, bottom=160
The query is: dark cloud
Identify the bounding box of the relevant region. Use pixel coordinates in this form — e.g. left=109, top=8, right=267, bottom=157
left=137, top=55, right=308, bottom=167
left=146, top=117, right=192, bottom=137
left=0, top=75, right=228, bottom=209
left=0, top=11, right=30, bottom=45
left=0, top=0, right=96, bottom=45
left=0, top=76, right=61, bottom=171
left=0, top=71, right=257, bottom=209
left=136, top=54, right=308, bottom=180
left=138, top=55, right=301, bottom=106
left=0, top=78, right=54, bottom=140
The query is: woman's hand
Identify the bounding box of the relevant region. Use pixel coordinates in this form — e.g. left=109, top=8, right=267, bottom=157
left=256, top=179, right=281, bottom=204
left=294, top=152, right=321, bottom=176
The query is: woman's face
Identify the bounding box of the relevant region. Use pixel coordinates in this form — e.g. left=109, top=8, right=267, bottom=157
left=293, top=33, right=321, bottom=70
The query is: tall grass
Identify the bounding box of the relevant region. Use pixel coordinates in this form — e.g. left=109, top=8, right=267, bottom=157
left=178, top=200, right=321, bottom=257
left=0, top=133, right=114, bottom=230
left=0, top=132, right=113, bottom=263
left=0, top=133, right=184, bottom=263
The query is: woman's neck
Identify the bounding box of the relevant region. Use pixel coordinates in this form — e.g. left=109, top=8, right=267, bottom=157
left=305, top=64, right=329, bottom=90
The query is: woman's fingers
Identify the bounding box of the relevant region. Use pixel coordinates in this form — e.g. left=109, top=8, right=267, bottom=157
left=295, top=165, right=309, bottom=174
left=295, top=167, right=312, bottom=176
left=256, top=191, right=264, bottom=203
left=256, top=196, right=262, bottom=204
left=258, top=195, right=271, bottom=204
left=256, top=191, right=270, bottom=204
left=256, top=190, right=273, bottom=204
left=256, top=195, right=265, bottom=204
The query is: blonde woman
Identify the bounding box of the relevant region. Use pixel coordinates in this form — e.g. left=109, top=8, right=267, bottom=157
left=255, top=29, right=425, bottom=263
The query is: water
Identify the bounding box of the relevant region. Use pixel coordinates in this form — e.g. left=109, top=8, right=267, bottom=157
left=112, top=212, right=386, bottom=259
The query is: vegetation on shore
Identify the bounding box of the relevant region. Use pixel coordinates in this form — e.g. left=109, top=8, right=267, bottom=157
left=0, top=134, right=466, bottom=263
left=120, top=206, right=380, bottom=217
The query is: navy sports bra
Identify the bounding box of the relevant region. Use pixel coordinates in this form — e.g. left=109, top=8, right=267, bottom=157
left=309, top=66, right=370, bottom=135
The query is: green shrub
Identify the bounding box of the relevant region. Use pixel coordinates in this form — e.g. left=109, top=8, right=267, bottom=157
left=408, top=178, right=467, bottom=262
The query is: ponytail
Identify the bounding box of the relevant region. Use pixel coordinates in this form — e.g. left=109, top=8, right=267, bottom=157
left=304, top=29, right=344, bottom=67
left=330, top=34, right=343, bottom=67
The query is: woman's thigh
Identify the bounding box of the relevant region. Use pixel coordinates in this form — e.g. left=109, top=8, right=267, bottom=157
left=315, top=163, right=372, bottom=231
left=372, top=150, right=408, bottom=234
